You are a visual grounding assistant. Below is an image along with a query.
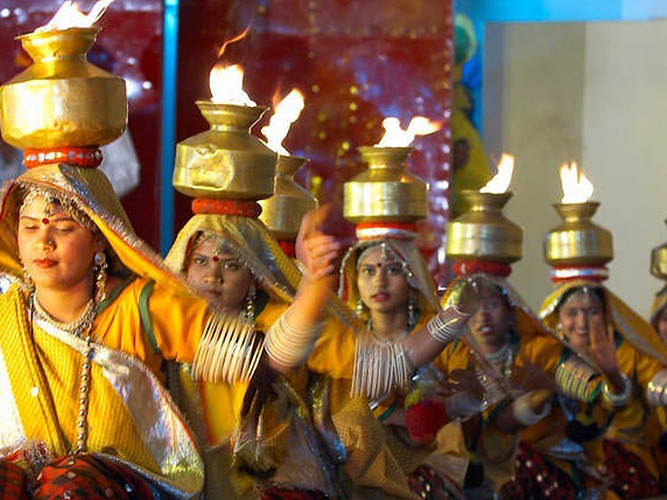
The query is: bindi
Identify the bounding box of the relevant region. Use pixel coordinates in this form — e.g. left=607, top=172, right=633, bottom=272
left=42, top=218, right=50, bottom=225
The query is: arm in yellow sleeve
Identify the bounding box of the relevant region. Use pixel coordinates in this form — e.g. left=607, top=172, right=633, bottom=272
left=625, top=342, right=667, bottom=407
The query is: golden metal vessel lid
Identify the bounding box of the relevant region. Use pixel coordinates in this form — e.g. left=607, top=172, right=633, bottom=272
left=173, top=101, right=277, bottom=201
left=0, top=27, right=127, bottom=150
left=259, top=154, right=318, bottom=240
left=343, top=146, right=428, bottom=224
left=543, top=201, right=613, bottom=268
left=445, top=190, right=522, bottom=264
left=651, top=221, right=667, bottom=281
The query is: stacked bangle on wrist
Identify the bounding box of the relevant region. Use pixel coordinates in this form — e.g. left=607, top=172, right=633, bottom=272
left=265, top=311, right=320, bottom=367
left=427, top=306, right=470, bottom=344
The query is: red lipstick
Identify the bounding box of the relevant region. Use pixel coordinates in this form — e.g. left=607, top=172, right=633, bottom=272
left=33, top=259, right=57, bottom=268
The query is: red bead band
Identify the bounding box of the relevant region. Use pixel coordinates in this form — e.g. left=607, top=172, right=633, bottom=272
left=23, top=147, right=103, bottom=169
left=453, top=260, right=512, bottom=278
left=192, top=198, right=262, bottom=217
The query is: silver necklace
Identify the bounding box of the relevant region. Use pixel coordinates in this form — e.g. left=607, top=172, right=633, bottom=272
left=32, top=295, right=96, bottom=338
left=366, top=318, right=409, bottom=344
left=30, top=294, right=96, bottom=454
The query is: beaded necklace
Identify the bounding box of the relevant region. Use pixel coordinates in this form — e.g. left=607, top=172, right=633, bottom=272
left=29, top=293, right=96, bottom=454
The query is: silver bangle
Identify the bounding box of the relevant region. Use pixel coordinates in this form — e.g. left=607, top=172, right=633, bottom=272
left=427, top=306, right=469, bottom=344
left=265, top=311, right=320, bottom=367
left=602, top=373, right=632, bottom=407
left=646, top=370, right=667, bottom=406
left=512, top=392, right=552, bottom=427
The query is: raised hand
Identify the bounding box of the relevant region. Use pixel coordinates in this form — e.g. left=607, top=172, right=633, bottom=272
left=295, top=204, right=344, bottom=281
left=448, top=275, right=486, bottom=315
left=588, top=314, right=620, bottom=378
left=588, top=314, right=628, bottom=397
left=300, top=233, right=342, bottom=280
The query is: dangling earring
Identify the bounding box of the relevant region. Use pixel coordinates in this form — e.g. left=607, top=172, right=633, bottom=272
left=94, top=251, right=108, bottom=304
left=356, top=297, right=365, bottom=318
left=22, top=265, right=34, bottom=292
left=407, top=293, right=416, bottom=331
left=245, top=282, right=257, bottom=321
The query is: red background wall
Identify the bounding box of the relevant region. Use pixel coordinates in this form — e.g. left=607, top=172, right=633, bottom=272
left=0, top=0, right=453, bottom=283
left=0, top=0, right=164, bottom=247
left=175, top=0, right=454, bottom=282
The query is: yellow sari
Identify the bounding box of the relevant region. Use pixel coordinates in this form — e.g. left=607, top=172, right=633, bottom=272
left=438, top=274, right=596, bottom=493
left=0, top=164, right=209, bottom=497
left=332, top=237, right=469, bottom=497
left=167, top=213, right=419, bottom=499
left=540, top=280, right=667, bottom=489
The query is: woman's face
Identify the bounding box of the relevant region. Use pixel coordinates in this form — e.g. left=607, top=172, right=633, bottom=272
left=557, top=290, right=605, bottom=349
left=657, top=306, right=667, bottom=343
left=18, top=196, right=100, bottom=292
left=185, top=236, right=254, bottom=313
left=356, top=245, right=410, bottom=316
left=467, top=284, right=511, bottom=347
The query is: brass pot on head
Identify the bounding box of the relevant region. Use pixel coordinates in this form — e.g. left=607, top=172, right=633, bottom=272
left=259, top=155, right=317, bottom=240
left=651, top=221, right=667, bottom=281
left=446, top=190, right=522, bottom=263
left=543, top=202, right=613, bottom=267
left=344, top=146, right=428, bottom=223
left=0, top=27, right=127, bottom=149
left=173, top=101, right=277, bottom=200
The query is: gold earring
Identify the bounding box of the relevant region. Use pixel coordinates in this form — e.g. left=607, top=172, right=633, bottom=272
left=407, top=293, right=416, bottom=331
left=94, top=251, right=108, bottom=304
left=356, top=297, right=365, bottom=318
left=22, top=265, right=34, bottom=292
left=245, top=282, right=256, bottom=320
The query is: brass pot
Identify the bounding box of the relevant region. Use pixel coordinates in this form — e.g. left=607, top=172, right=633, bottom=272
left=343, top=146, right=428, bottom=223
left=651, top=221, right=667, bottom=280
left=544, top=202, right=613, bottom=266
left=446, top=190, right=522, bottom=263
left=0, top=27, right=127, bottom=149
left=173, top=101, right=277, bottom=200
left=259, top=155, right=317, bottom=240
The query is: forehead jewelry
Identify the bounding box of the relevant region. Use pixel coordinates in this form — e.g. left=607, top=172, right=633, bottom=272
left=380, top=241, right=389, bottom=260
left=357, top=243, right=409, bottom=279
left=212, top=241, right=224, bottom=262
left=20, top=187, right=95, bottom=231
left=212, top=239, right=228, bottom=262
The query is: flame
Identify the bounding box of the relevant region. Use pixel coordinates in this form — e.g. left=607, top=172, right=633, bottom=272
left=559, top=162, right=594, bottom=203
left=261, top=89, right=305, bottom=154
left=209, top=64, right=256, bottom=106
left=218, top=26, right=251, bottom=57
left=480, top=154, right=515, bottom=194
left=35, top=0, right=114, bottom=32
left=376, top=116, right=442, bottom=147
